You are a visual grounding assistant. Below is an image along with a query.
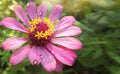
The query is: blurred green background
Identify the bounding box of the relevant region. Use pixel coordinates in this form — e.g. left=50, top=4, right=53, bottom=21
left=0, top=0, right=120, bottom=74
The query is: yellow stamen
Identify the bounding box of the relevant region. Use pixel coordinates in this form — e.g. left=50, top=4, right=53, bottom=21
left=30, top=18, right=41, bottom=26
left=29, top=18, right=41, bottom=32
left=29, top=18, right=54, bottom=40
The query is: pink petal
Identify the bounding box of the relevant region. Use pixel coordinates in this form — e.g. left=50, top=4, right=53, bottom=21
left=55, top=60, right=63, bottom=72
left=28, top=46, right=41, bottom=65
left=49, top=4, right=63, bottom=22
left=54, top=26, right=82, bottom=37
left=54, top=16, right=76, bottom=31
left=14, top=5, right=30, bottom=27
left=10, top=45, right=31, bottom=65
left=1, top=17, right=28, bottom=33
left=27, top=2, right=38, bottom=19
left=38, top=47, right=56, bottom=72
left=59, top=46, right=77, bottom=59
left=46, top=44, right=75, bottom=66
left=52, top=37, right=82, bottom=50
left=2, top=37, right=27, bottom=50
left=37, top=4, right=47, bottom=19
left=67, top=50, right=77, bottom=59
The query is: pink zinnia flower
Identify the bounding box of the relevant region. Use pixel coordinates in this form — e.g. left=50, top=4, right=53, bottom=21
left=1, top=2, right=82, bottom=72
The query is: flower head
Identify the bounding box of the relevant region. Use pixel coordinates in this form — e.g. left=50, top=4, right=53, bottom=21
left=1, top=2, right=82, bottom=72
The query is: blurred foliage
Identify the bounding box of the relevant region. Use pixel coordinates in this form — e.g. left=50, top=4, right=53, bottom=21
left=0, top=0, right=120, bottom=74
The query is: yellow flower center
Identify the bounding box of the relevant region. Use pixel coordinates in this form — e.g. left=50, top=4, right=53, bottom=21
left=29, top=18, right=54, bottom=40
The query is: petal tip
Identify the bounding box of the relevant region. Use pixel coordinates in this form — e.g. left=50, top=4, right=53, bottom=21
left=2, top=44, right=7, bottom=50
left=56, top=4, right=63, bottom=9
left=13, top=5, right=21, bottom=11
left=79, top=42, right=83, bottom=49
left=2, top=41, right=10, bottom=50
left=70, top=16, right=77, bottom=22
left=10, top=58, right=17, bottom=66
left=27, top=2, right=35, bottom=7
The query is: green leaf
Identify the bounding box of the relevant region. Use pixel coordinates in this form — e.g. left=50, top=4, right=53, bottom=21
left=1, top=51, right=10, bottom=65
left=109, top=66, right=120, bottom=74
left=78, top=54, right=106, bottom=68
left=107, top=51, right=120, bottom=63
left=74, top=21, right=94, bottom=32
